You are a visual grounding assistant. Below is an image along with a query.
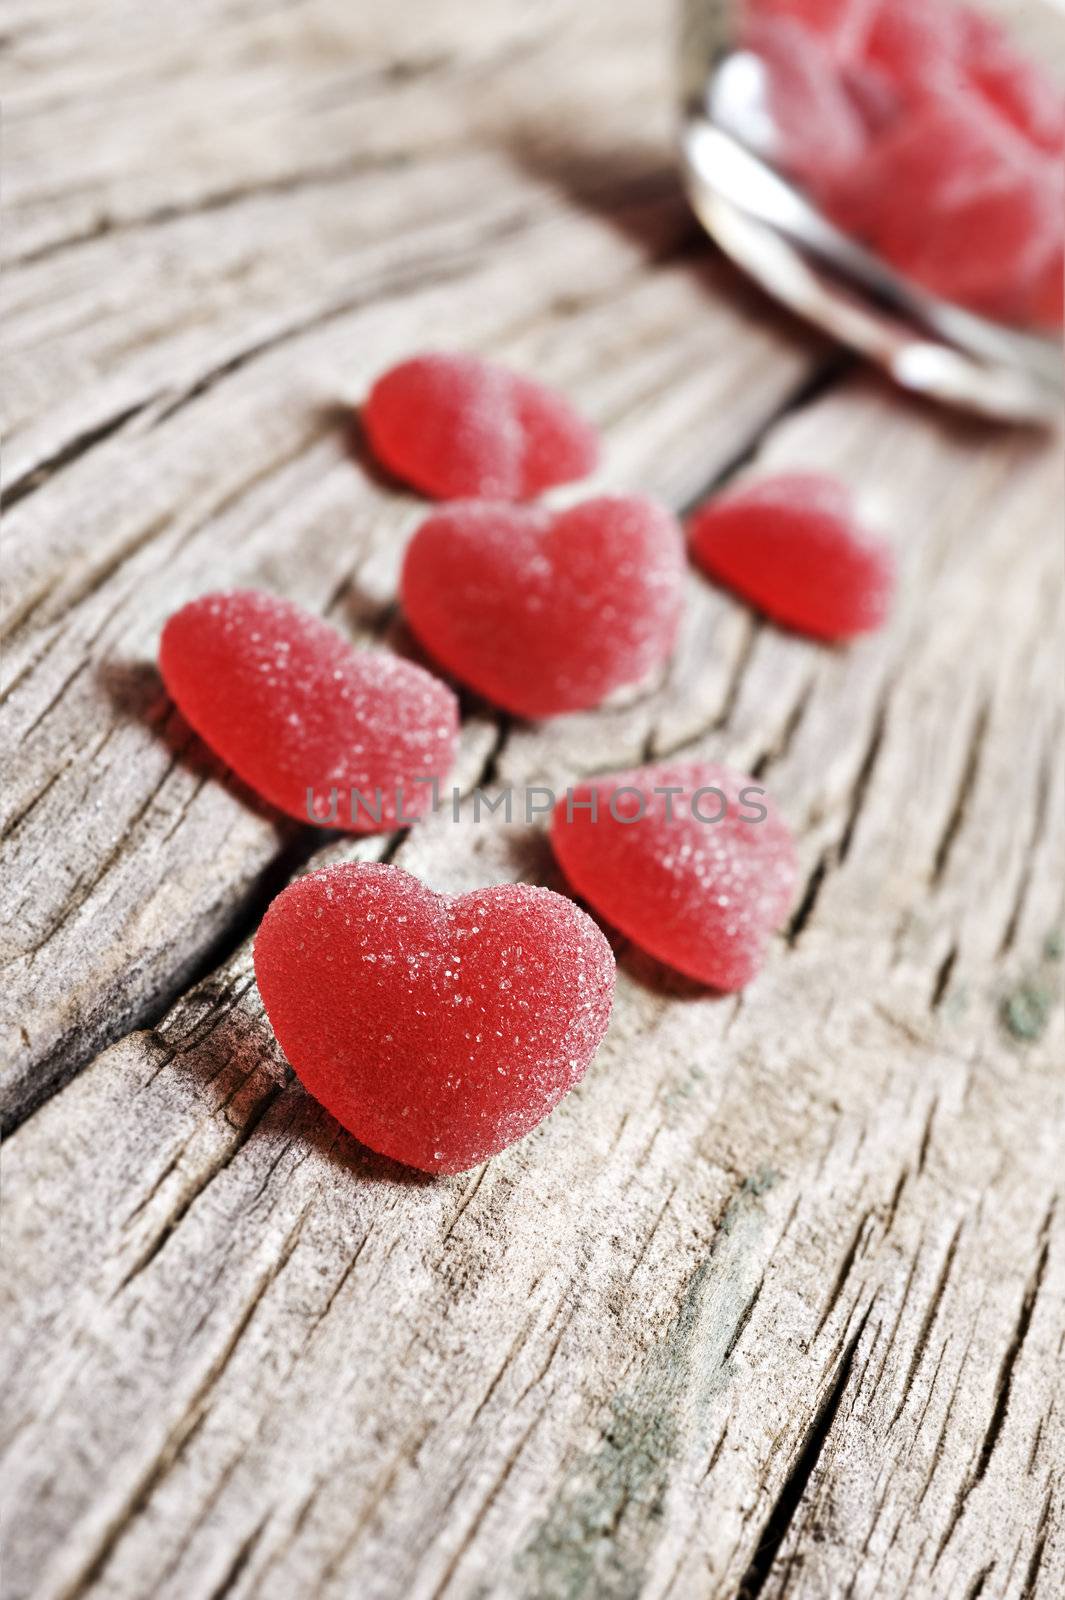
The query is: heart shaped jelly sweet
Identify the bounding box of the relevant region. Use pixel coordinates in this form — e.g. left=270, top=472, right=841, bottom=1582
left=363, top=352, right=600, bottom=501
left=551, top=760, right=798, bottom=991
left=688, top=473, right=895, bottom=641
left=401, top=496, right=686, bottom=718
left=160, top=590, right=459, bottom=830
left=826, top=97, right=1064, bottom=323
left=744, top=16, right=871, bottom=199
left=961, top=7, right=1065, bottom=155
left=254, top=862, right=616, bottom=1173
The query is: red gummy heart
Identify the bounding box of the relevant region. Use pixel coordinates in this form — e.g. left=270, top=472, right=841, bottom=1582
left=828, top=98, right=1064, bottom=323
left=960, top=7, right=1065, bottom=155
left=860, top=0, right=964, bottom=104
left=1026, top=242, right=1065, bottom=330
left=892, top=162, right=1063, bottom=322
left=363, top=352, right=600, bottom=501
left=401, top=496, right=686, bottom=718
left=160, top=591, right=459, bottom=830
left=688, top=473, right=894, bottom=641
left=746, top=16, right=870, bottom=197
left=254, top=862, right=616, bottom=1173
left=551, top=761, right=798, bottom=991
left=749, top=0, right=869, bottom=50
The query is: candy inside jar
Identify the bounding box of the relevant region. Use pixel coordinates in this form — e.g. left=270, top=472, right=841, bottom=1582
left=726, top=0, right=1064, bottom=330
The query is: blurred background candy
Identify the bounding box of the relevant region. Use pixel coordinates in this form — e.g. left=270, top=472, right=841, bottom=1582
left=743, top=0, right=1065, bottom=326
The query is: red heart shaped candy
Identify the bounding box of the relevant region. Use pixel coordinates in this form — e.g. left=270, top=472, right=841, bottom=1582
left=364, top=352, right=599, bottom=500
left=254, top=863, right=616, bottom=1173
left=160, top=591, right=459, bottom=830
left=551, top=760, right=798, bottom=990
left=401, top=496, right=686, bottom=718
left=688, top=474, right=894, bottom=641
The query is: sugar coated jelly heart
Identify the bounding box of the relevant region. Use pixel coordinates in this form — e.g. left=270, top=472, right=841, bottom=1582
left=551, top=761, right=798, bottom=991
left=961, top=7, right=1065, bottom=154
left=363, top=352, right=600, bottom=501
left=401, top=495, right=686, bottom=719
left=743, top=16, right=871, bottom=197
left=160, top=591, right=459, bottom=830
left=688, top=473, right=895, bottom=641
left=861, top=0, right=964, bottom=103
left=826, top=98, right=1064, bottom=323
left=254, top=862, right=616, bottom=1173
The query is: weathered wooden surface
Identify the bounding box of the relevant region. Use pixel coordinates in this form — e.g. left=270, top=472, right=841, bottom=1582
left=2, top=1, right=1063, bottom=1597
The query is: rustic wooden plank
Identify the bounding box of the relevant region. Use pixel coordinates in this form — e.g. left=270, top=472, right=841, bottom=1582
left=3, top=0, right=1064, bottom=1594
left=3, top=375, right=1062, bottom=1600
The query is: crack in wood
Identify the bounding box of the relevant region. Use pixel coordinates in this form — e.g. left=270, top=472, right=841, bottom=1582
left=15, top=147, right=436, bottom=270
left=247, top=1477, right=325, bottom=1596
left=917, top=1311, right=980, bottom=1511
left=440, top=1165, right=491, bottom=1244
left=513, top=1298, right=581, bottom=1411
left=785, top=680, right=894, bottom=947
left=701, top=1426, right=729, bottom=1485
left=812, top=1209, right=873, bottom=1342
left=737, top=1303, right=872, bottom=1599
left=145, top=1425, right=262, bottom=1595
left=298, top=1232, right=376, bottom=1355
left=882, top=1165, right=910, bottom=1236
left=110, top=1080, right=288, bottom=1299
left=8, top=658, right=92, bottom=748
left=2, top=818, right=319, bottom=1137
left=930, top=944, right=959, bottom=1010
left=146, top=246, right=492, bottom=430
left=313, top=1417, right=437, bottom=1592
left=786, top=851, right=830, bottom=946
left=203, top=1512, right=271, bottom=1600
left=624, top=1183, right=678, bottom=1287
left=751, top=671, right=819, bottom=781
left=998, top=730, right=1055, bottom=957
left=1020, top=1484, right=1053, bottom=1598
left=675, top=353, right=856, bottom=521
left=931, top=697, right=991, bottom=889
left=836, top=691, right=890, bottom=869
left=866, top=1241, right=922, bottom=1399
left=964, top=1206, right=1053, bottom=1492
left=11, top=742, right=186, bottom=962
left=915, top=1098, right=938, bottom=1179
left=721, top=1272, right=766, bottom=1365
left=1025, top=1411, right=1045, bottom=1476
left=3, top=404, right=147, bottom=513
left=936, top=1203, right=1055, bottom=1564
left=466, top=1321, right=537, bottom=1432
left=430, top=1411, right=544, bottom=1600
left=907, top=1334, right=951, bottom=1462
left=963, top=1561, right=995, bottom=1600
left=151, top=970, right=259, bottom=1070
left=888, top=1219, right=964, bottom=1432
left=3, top=512, right=173, bottom=648
left=52, top=1201, right=312, bottom=1600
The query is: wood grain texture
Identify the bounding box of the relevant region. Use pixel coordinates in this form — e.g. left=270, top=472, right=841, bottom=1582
left=2, top=1, right=1063, bottom=1597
